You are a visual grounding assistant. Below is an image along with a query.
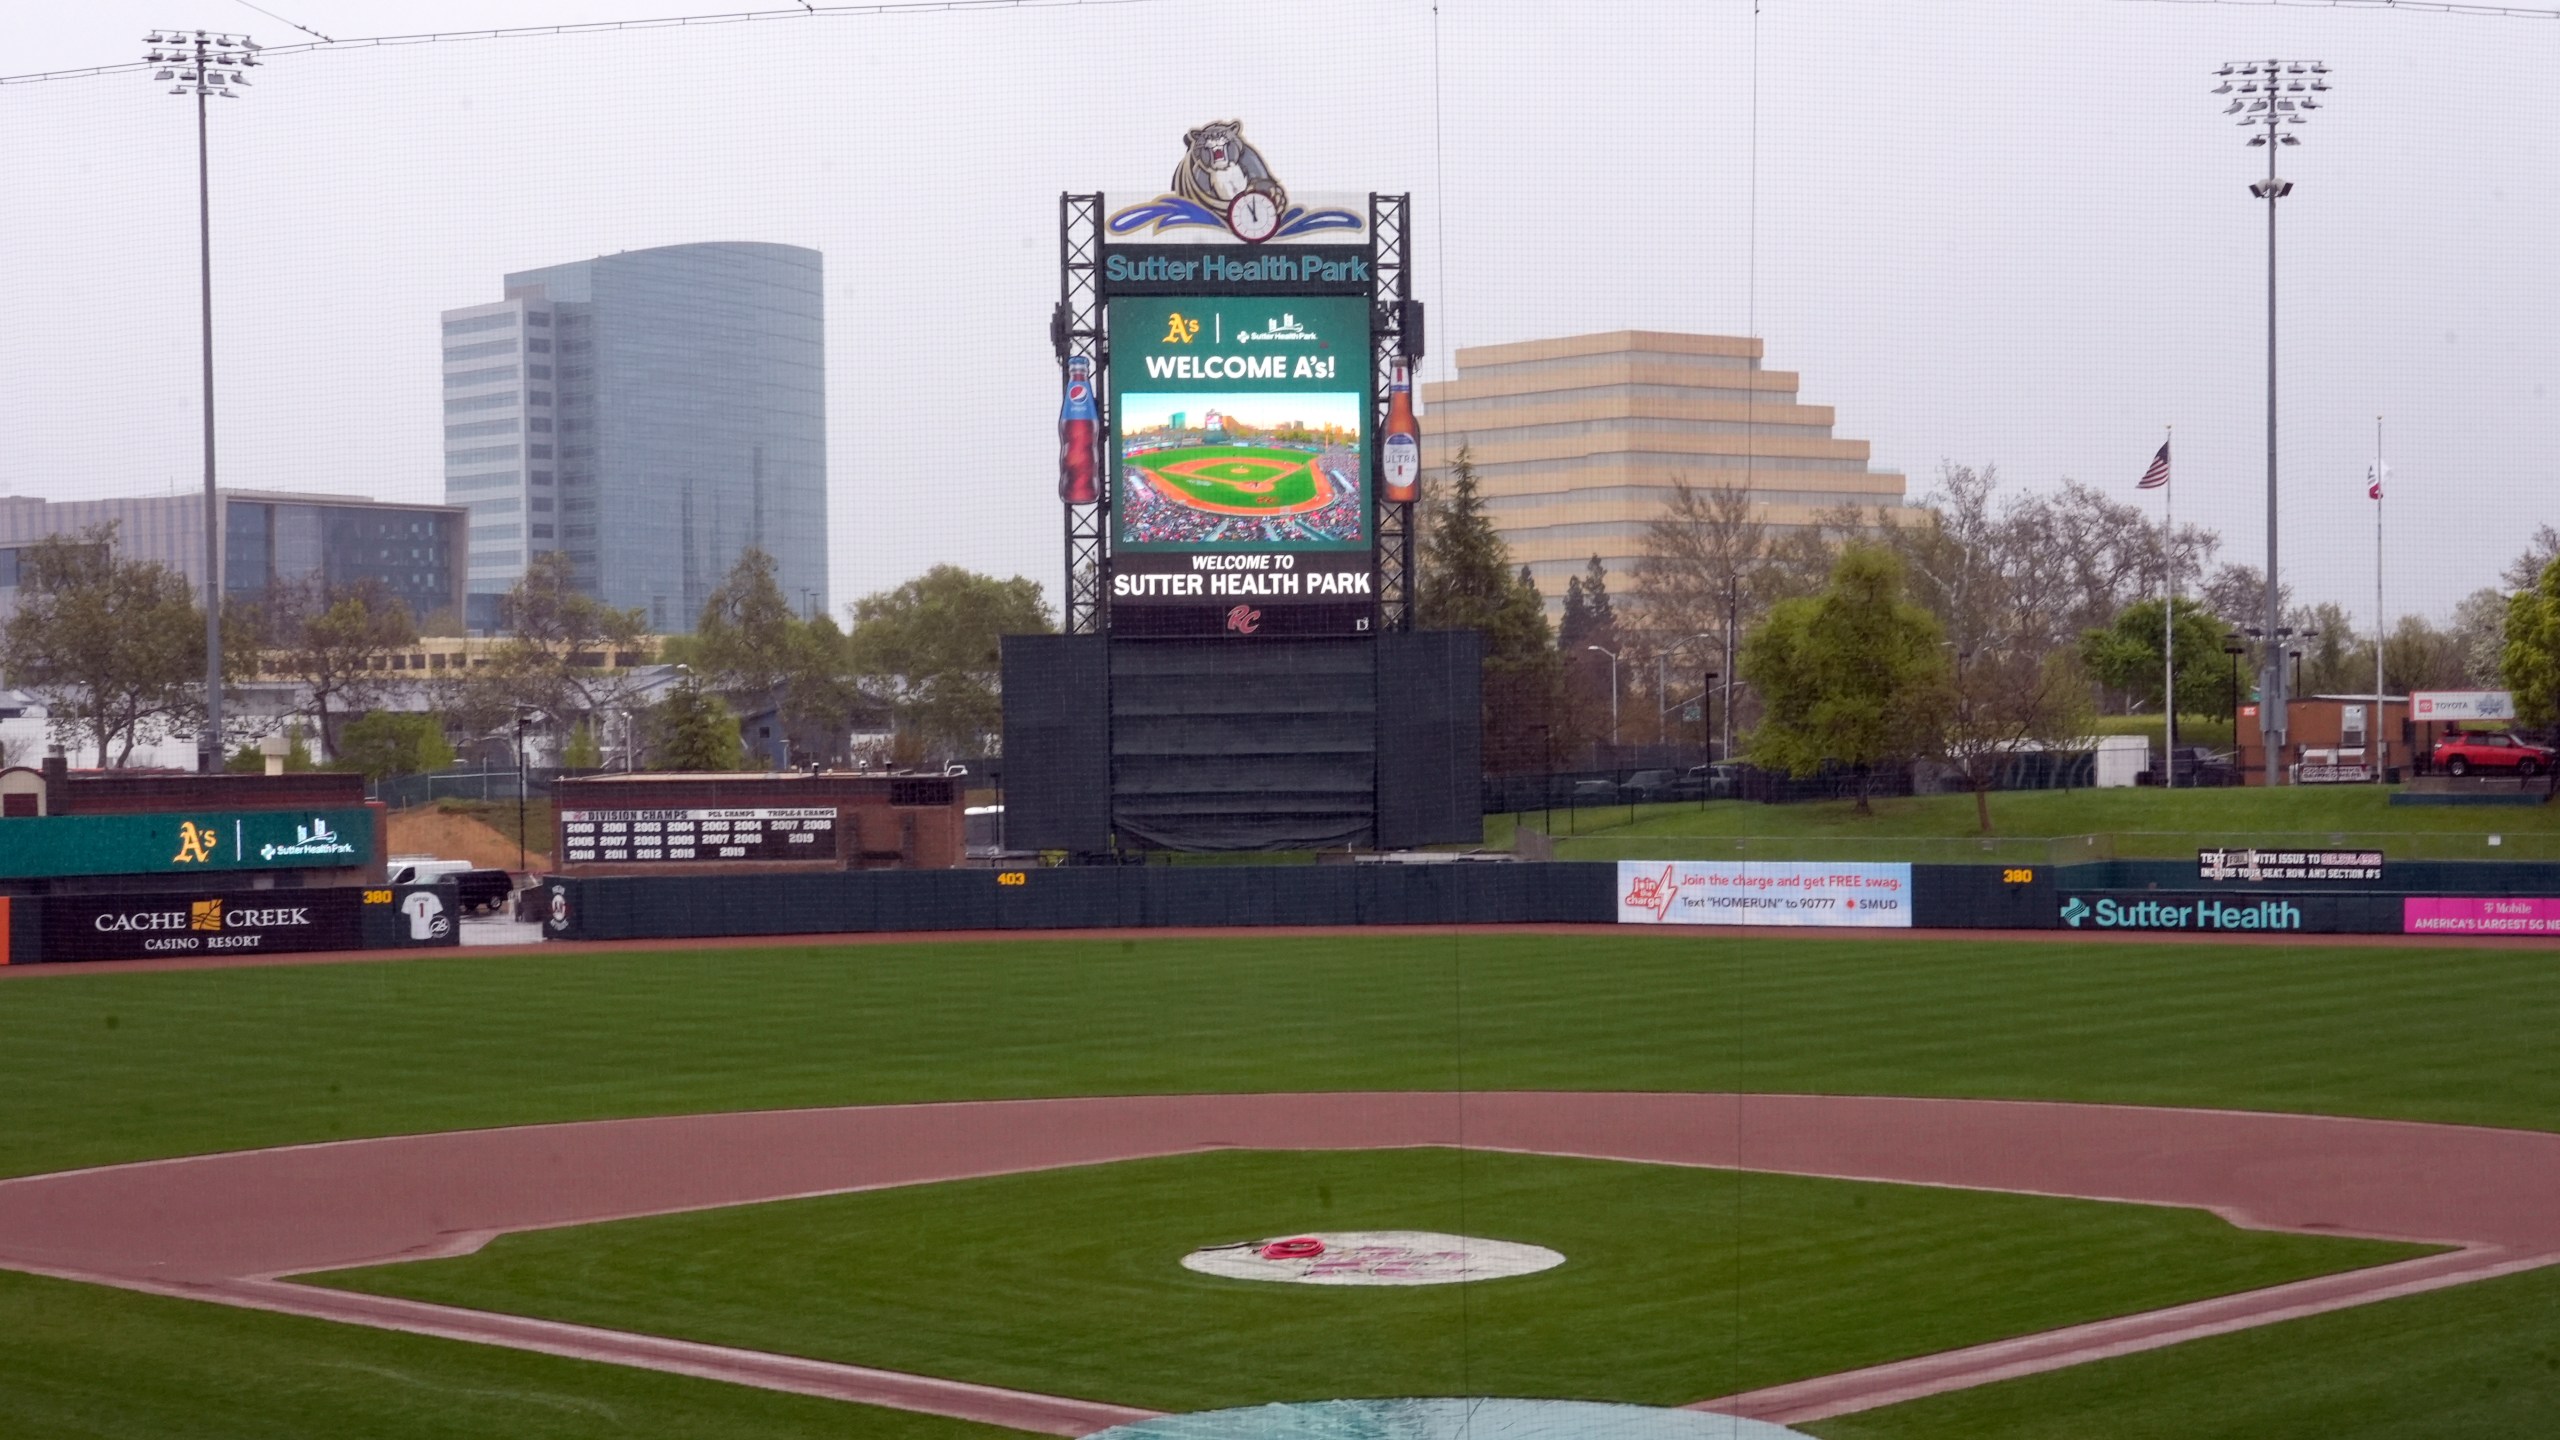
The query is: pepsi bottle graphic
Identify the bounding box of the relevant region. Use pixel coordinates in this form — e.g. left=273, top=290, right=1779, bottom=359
left=1059, top=354, right=1101, bottom=504
left=1380, top=359, right=1421, bottom=504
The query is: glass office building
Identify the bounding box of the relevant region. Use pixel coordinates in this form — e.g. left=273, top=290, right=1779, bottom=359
left=0, top=490, right=464, bottom=624
left=442, top=242, right=828, bottom=633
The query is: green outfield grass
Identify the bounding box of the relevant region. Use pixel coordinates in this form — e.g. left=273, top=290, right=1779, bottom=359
left=1525, top=783, right=2560, bottom=862
left=311, top=1148, right=2419, bottom=1413
left=5, top=932, right=2558, bottom=1182
left=3, top=931, right=2554, bottom=1438
left=0, top=1267, right=1011, bottom=1440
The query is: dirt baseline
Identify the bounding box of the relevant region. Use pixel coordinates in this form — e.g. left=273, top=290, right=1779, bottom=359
left=1, top=1092, right=2555, bottom=1433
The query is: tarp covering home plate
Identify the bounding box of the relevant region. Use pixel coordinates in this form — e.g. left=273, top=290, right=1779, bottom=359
left=1089, top=1399, right=1810, bottom=1440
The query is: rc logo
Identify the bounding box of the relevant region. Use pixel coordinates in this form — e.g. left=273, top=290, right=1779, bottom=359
left=1225, top=604, right=1262, bottom=635
left=2060, top=897, right=2091, bottom=928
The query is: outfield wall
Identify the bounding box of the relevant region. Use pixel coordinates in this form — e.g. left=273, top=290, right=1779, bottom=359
left=536, top=859, right=2560, bottom=944
left=0, top=883, right=464, bottom=966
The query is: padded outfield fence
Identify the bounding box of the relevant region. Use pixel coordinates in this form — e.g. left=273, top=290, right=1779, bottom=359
left=536, top=858, right=2560, bottom=944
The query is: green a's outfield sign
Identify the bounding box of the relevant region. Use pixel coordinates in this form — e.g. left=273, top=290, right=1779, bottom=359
left=0, top=807, right=375, bottom=879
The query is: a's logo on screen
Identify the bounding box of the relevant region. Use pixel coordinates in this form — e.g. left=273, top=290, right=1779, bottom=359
left=1226, top=605, right=1262, bottom=635
left=1162, top=313, right=1202, bottom=344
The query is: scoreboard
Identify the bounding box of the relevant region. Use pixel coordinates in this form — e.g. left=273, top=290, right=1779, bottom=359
left=558, top=808, right=839, bottom=865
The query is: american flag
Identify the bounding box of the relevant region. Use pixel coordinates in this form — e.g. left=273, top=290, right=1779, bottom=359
left=2138, top=439, right=2171, bottom=490
left=2367, top=460, right=2388, bottom=500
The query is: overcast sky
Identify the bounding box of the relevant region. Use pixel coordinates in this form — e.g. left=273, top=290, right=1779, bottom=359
left=6, top=0, right=2555, bottom=628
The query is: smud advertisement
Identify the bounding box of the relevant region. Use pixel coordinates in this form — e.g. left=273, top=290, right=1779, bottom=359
left=1616, top=861, right=1913, bottom=928
left=1107, top=294, right=1373, bottom=607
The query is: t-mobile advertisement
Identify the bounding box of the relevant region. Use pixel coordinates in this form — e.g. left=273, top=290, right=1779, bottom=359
left=2403, top=897, right=2560, bottom=936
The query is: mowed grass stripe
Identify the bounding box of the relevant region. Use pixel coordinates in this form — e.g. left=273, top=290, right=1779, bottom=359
left=0, top=932, right=2552, bottom=1181
left=1806, top=1261, right=2560, bottom=1440
left=311, top=1149, right=2423, bottom=1412
left=0, top=1267, right=1025, bottom=1440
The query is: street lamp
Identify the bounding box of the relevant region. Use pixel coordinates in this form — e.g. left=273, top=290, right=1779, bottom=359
left=147, top=28, right=262, bottom=773
left=1658, top=633, right=1714, bottom=745
left=1586, top=645, right=1621, bottom=748
left=2222, top=633, right=2248, bottom=777
left=512, top=706, right=535, bottom=874
left=2214, top=57, right=2331, bottom=784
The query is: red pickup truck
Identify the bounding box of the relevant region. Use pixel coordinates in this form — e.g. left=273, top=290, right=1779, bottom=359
left=2431, top=732, right=2556, bottom=777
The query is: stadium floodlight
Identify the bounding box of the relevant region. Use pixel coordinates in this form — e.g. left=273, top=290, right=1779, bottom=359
left=2213, top=59, right=2330, bottom=784
left=147, top=27, right=263, bottom=773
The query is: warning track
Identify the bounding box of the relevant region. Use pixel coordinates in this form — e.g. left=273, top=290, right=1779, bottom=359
left=0, top=1092, right=2554, bottom=1432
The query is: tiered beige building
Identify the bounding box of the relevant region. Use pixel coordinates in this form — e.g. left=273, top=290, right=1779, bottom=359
left=1418, top=331, right=1910, bottom=609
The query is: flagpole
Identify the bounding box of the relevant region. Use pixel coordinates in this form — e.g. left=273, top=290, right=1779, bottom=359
left=2163, top=426, right=2175, bottom=789
left=2374, top=414, right=2385, bottom=783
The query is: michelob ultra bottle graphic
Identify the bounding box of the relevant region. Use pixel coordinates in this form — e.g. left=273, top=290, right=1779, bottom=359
left=1059, top=354, right=1101, bottom=504
left=1380, top=360, right=1421, bottom=504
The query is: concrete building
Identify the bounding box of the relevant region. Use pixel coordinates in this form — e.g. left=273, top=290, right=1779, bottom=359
left=1418, top=331, right=1911, bottom=608
left=0, top=490, right=466, bottom=624
left=442, top=242, right=828, bottom=634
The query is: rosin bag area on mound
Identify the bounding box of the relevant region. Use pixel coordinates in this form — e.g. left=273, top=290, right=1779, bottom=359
left=527, top=855, right=2560, bottom=945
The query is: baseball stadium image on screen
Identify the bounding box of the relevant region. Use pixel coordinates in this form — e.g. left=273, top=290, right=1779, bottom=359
left=1116, top=391, right=1368, bottom=549
left=1107, top=293, right=1372, bottom=555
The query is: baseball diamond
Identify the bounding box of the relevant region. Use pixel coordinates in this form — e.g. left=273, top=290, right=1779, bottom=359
left=1130, top=444, right=1336, bottom=515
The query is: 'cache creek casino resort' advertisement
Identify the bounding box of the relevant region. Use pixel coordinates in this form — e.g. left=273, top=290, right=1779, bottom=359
left=1108, top=294, right=1373, bottom=607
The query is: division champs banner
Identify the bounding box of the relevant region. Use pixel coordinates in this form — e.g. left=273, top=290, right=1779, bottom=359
left=1616, top=861, right=1913, bottom=928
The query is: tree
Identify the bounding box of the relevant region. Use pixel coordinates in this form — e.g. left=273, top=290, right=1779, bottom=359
left=1556, top=555, right=1621, bottom=747
left=649, top=683, right=746, bottom=771
left=2380, top=613, right=2469, bottom=698
left=2450, top=587, right=2511, bottom=687
left=448, top=553, right=649, bottom=740
left=1939, top=648, right=2095, bottom=833
left=2080, top=598, right=2236, bottom=720
left=249, top=577, right=418, bottom=759
left=843, top=565, right=1052, bottom=762
left=1740, top=544, right=1949, bottom=815
left=559, top=721, right=604, bottom=770
left=695, top=548, right=862, bottom=766
left=0, top=527, right=203, bottom=766
left=2500, top=525, right=2560, bottom=594
left=2502, top=556, right=2560, bottom=727
left=1417, top=448, right=1561, bottom=772
left=334, top=710, right=455, bottom=782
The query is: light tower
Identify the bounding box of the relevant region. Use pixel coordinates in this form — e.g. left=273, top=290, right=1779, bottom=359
left=2213, top=58, right=2329, bottom=784
left=145, top=27, right=261, bottom=772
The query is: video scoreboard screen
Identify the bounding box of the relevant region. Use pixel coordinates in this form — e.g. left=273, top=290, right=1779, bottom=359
left=1105, top=292, right=1374, bottom=630
left=559, top=808, right=839, bottom=864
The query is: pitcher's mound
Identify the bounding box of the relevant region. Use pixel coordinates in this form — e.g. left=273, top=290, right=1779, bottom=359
left=1091, top=1398, right=1809, bottom=1438
left=1181, top=1231, right=1562, bottom=1286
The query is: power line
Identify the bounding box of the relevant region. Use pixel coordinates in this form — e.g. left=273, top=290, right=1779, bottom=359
left=2118, top=0, right=2560, bottom=17
left=1, top=0, right=1178, bottom=86
left=232, top=0, right=335, bottom=44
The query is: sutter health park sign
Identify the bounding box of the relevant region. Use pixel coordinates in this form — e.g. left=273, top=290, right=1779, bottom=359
left=0, top=808, right=374, bottom=879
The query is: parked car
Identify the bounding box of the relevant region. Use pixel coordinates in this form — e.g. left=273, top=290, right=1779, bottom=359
left=389, top=856, right=517, bottom=914
left=1568, top=778, right=1620, bottom=803
left=2431, top=732, right=2555, bottom=778
left=2168, top=745, right=2241, bottom=787
left=1677, top=762, right=1745, bottom=800
left=1620, top=769, right=1681, bottom=802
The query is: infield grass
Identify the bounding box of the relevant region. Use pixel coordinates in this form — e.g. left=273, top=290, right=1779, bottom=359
left=311, top=1148, right=2421, bottom=1412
